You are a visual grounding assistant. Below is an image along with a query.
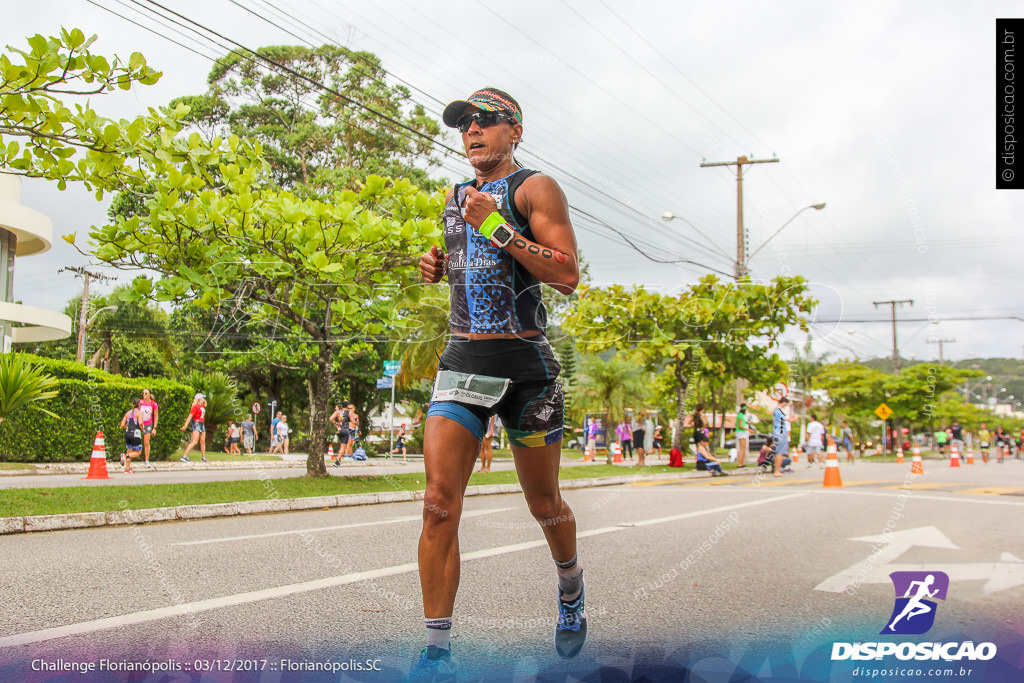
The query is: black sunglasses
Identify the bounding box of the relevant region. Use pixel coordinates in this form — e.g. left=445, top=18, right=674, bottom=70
left=455, top=110, right=514, bottom=133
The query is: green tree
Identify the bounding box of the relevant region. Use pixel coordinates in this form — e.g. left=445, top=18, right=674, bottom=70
left=0, top=29, right=175, bottom=194
left=90, top=165, right=443, bottom=476
left=173, top=44, right=441, bottom=194
left=563, top=276, right=815, bottom=450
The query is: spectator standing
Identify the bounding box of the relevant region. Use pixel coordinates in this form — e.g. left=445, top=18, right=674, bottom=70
left=616, top=419, right=633, bottom=459
left=270, top=411, right=283, bottom=453
left=734, top=403, right=750, bottom=468
left=642, top=413, right=654, bottom=467
left=226, top=421, right=241, bottom=455
left=478, top=415, right=495, bottom=472
left=806, top=414, right=826, bottom=468
left=240, top=415, right=258, bottom=454
left=631, top=416, right=645, bottom=464
left=275, top=415, right=290, bottom=455
left=841, top=420, right=855, bottom=464
left=586, top=418, right=600, bottom=460
left=138, top=389, right=158, bottom=468
left=771, top=397, right=793, bottom=478
left=950, top=420, right=964, bottom=456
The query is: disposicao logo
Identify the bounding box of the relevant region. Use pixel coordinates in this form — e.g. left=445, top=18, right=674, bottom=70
left=881, top=571, right=948, bottom=635
left=831, top=570, right=997, bottom=662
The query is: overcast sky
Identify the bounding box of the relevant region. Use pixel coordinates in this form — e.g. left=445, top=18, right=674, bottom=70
left=4, top=0, right=1022, bottom=366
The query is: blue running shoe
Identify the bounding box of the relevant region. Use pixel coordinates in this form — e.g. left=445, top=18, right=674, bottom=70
left=407, top=645, right=455, bottom=682
left=555, top=583, right=587, bottom=659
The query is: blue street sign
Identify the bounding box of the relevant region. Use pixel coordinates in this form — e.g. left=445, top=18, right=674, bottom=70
left=377, top=377, right=394, bottom=389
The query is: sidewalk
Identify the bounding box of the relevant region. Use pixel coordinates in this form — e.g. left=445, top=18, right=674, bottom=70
left=0, top=462, right=759, bottom=535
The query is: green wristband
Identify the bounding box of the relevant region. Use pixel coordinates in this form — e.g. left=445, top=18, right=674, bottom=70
left=479, top=211, right=506, bottom=240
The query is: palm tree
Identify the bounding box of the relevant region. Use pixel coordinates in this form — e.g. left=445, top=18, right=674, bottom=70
left=576, top=355, right=646, bottom=463
left=392, top=285, right=451, bottom=391
left=0, top=354, right=59, bottom=424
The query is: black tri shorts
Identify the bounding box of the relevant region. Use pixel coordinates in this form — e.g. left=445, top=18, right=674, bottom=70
left=426, top=335, right=563, bottom=448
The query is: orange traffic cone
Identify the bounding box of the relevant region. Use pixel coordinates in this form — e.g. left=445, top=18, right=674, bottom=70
left=876, top=442, right=883, bottom=455
left=327, top=444, right=335, bottom=461
left=823, top=442, right=842, bottom=488
left=896, top=446, right=904, bottom=464
left=949, top=443, right=961, bottom=468
left=583, top=444, right=593, bottom=462
left=966, top=446, right=974, bottom=465
left=792, top=446, right=800, bottom=464
left=911, top=445, right=924, bottom=474
left=83, top=432, right=111, bottom=480
left=612, top=442, right=623, bottom=463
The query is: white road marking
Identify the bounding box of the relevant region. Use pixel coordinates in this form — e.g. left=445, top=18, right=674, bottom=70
left=816, top=526, right=1024, bottom=595
left=818, top=489, right=1024, bottom=506
left=171, top=508, right=515, bottom=546
left=815, top=526, right=959, bottom=593
left=0, top=492, right=807, bottom=648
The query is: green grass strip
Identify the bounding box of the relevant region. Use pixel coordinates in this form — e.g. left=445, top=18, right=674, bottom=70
left=0, top=463, right=693, bottom=518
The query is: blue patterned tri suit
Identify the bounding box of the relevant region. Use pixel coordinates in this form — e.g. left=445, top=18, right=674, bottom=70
left=426, top=168, right=564, bottom=448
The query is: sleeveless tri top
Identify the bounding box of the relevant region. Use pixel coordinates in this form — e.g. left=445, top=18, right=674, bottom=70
left=442, top=168, right=546, bottom=334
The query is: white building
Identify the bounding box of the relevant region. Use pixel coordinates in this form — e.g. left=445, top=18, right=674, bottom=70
left=0, top=175, right=72, bottom=348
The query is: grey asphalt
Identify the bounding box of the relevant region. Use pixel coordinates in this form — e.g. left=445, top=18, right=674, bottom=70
left=0, top=461, right=1021, bottom=681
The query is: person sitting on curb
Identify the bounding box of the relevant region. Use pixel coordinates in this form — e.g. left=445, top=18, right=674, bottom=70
left=695, top=437, right=727, bottom=477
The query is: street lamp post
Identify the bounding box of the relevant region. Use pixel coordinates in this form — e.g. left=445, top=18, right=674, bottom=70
left=746, top=203, right=827, bottom=264
left=661, top=202, right=826, bottom=280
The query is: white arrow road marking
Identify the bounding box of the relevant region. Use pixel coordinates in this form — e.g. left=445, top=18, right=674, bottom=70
left=873, top=556, right=1024, bottom=595
left=815, top=526, right=959, bottom=593
left=171, top=508, right=516, bottom=546
left=0, top=493, right=807, bottom=648
left=816, top=526, right=1024, bottom=595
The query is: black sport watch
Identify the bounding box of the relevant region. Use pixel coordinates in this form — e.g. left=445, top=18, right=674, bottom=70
left=489, top=223, right=515, bottom=248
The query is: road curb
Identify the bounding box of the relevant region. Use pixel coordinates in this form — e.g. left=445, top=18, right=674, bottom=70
left=0, top=468, right=760, bottom=536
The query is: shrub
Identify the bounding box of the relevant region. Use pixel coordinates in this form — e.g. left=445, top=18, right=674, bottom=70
left=0, top=354, right=192, bottom=462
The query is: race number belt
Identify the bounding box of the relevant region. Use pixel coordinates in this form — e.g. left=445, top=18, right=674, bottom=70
left=431, top=371, right=510, bottom=408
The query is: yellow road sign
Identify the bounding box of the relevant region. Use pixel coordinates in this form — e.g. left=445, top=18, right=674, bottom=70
left=875, top=403, right=894, bottom=420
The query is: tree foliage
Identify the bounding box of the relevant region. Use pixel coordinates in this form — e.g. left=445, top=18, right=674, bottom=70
left=173, top=44, right=441, bottom=193
left=0, top=29, right=171, bottom=193
left=563, top=276, right=816, bottom=449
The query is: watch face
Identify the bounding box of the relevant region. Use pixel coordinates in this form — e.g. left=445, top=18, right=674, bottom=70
left=492, top=225, right=514, bottom=245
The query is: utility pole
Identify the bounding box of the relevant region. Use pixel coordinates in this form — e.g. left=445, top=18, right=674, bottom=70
left=874, top=299, right=912, bottom=454
left=934, top=338, right=956, bottom=364
left=60, top=266, right=111, bottom=363
left=701, top=155, right=779, bottom=414
left=873, top=299, right=914, bottom=374
left=700, top=155, right=779, bottom=279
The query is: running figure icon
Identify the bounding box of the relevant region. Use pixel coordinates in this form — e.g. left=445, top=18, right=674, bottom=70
left=888, top=574, right=938, bottom=631
left=881, top=571, right=949, bottom=635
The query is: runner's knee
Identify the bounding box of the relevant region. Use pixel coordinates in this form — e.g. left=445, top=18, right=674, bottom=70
left=525, top=491, right=565, bottom=524
left=422, top=486, right=462, bottom=526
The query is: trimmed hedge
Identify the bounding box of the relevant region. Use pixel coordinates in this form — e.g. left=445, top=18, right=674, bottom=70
left=0, top=354, right=193, bottom=462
